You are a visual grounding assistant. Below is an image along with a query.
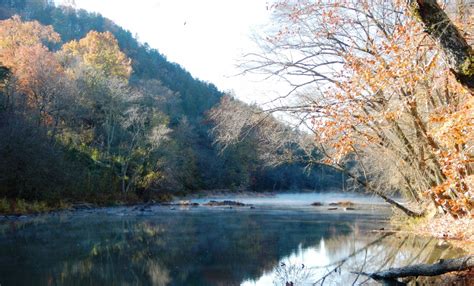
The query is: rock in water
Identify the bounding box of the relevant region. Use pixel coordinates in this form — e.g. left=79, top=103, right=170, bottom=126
left=204, top=200, right=246, bottom=207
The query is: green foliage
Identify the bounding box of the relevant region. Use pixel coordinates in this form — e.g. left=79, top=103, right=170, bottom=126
left=461, top=54, right=474, bottom=76
left=0, top=198, right=55, bottom=214
left=0, top=198, right=9, bottom=213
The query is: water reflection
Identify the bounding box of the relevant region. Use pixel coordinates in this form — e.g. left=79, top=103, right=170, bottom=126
left=242, top=232, right=467, bottom=285
left=0, top=205, right=467, bottom=286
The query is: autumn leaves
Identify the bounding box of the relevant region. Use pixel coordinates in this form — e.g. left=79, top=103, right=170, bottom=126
left=0, top=16, right=132, bottom=127
left=253, top=1, right=473, bottom=217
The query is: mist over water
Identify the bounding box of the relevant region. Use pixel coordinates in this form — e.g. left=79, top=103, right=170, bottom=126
left=0, top=193, right=466, bottom=285
left=191, top=192, right=386, bottom=206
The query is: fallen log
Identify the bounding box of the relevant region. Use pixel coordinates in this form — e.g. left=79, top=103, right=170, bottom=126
left=354, top=255, right=474, bottom=281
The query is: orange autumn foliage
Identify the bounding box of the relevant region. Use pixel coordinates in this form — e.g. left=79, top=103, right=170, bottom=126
left=0, top=16, right=69, bottom=125
left=60, top=31, right=132, bottom=80
left=263, top=0, right=473, bottom=217
left=0, top=15, right=60, bottom=68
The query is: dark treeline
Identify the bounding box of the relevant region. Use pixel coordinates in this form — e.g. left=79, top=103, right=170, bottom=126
left=0, top=0, right=341, bottom=207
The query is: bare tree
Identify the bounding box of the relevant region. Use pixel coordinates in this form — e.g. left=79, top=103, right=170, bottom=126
left=220, top=0, right=473, bottom=217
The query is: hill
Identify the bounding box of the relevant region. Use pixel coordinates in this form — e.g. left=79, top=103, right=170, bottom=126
left=0, top=0, right=341, bottom=212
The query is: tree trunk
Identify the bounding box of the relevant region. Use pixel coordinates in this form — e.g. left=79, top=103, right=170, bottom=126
left=356, top=255, right=474, bottom=281
left=0, top=66, right=9, bottom=82
left=407, top=0, right=474, bottom=92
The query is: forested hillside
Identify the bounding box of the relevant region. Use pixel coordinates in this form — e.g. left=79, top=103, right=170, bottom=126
left=0, top=0, right=340, bottom=210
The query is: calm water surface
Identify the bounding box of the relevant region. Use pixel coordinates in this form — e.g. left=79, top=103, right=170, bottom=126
left=0, top=193, right=467, bottom=285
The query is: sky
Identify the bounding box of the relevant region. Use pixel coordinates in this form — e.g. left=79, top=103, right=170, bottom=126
left=65, top=0, right=280, bottom=104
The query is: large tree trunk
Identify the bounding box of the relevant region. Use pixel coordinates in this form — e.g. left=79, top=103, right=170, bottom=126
left=356, top=255, right=474, bottom=281
left=407, top=0, right=474, bottom=92
left=0, top=66, right=9, bottom=79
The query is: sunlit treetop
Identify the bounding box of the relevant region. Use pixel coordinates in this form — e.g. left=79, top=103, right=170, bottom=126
left=0, top=15, right=60, bottom=68
left=61, top=31, right=132, bottom=80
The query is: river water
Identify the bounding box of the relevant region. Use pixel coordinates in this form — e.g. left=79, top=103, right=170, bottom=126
left=0, top=193, right=468, bottom=285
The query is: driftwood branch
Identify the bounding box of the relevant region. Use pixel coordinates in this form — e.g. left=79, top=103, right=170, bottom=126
left=407, top=0, right=474, bottom=91
left=354, top=255, right=474, bottom=281
left=325, top=163, right=424, bottom=217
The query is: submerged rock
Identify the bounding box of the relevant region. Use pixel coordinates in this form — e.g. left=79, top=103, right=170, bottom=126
left=204, top=200, right=246, bottom=207
left=71, top=203, right=95, bottom=210
left=328, top=201, right=355, bottom=207
left=161, top=201, right=199, bottom=207
left=178, top=200, right=199, bottom=206
left=311, top=202, right=323, bottom=206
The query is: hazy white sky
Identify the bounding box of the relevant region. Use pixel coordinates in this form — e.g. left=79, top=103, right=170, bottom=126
left=68, top=0, right=279, bottom=104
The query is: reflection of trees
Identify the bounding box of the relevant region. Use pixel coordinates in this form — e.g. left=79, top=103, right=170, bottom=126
left=0, top=211, right=355, bottom=285
left=0, top=217, right=170, bottom=285
left=271, top=232, right=467, bottom=285
left=1, top=211, right=466, bottom=286
left=274, top=263, right=314, bottom=286
left=147, top=261, right=171, bottom=286
left=47, top=220, right=170, bottom=285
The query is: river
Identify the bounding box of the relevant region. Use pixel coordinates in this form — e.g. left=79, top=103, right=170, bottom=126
left=0, top=192, right=467, bottom=285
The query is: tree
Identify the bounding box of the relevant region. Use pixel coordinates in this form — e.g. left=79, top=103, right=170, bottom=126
left=0, top=15, right=60, bottom=68
left=0, top=16, right=73, bottom=131
left=239, top=0, right=473, bottom=217
left=60, top=30, right=132, bottom=80
left=114, top=87, right=170, bottom=193
left=14, top=44, right=74, bottom=129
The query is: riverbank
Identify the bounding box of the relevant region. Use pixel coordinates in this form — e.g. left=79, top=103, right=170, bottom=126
left=389, top=212, right=474, bottom=258
left=415, top=216, right=474, bottom=242
left=0, top=198, right=71, bottom=215
left=0, top=192, right=170, bottom=215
